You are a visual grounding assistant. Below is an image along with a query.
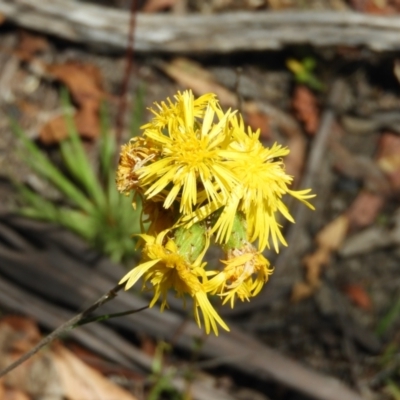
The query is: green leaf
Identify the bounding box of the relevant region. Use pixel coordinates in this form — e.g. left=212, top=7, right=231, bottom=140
left=18, top=185, right=94, bottom=240
left=11, top=121, right=93, bottom=213
left=59, top=89, right=106, bottom=209
left=376, top=296, right=400, bottom=337
left=99, top=100, right=115, bottom=184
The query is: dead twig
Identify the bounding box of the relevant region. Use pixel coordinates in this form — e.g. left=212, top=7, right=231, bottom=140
left=115, top=0, right=138, bottom=153
left=0, top=283, right=126, bottom=378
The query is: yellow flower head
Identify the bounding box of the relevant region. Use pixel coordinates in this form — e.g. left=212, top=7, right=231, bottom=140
left=118, top=90, right=316, bottom=335
left=211, top=116, right=315, bottom=252
left=138, top=90, right=238, bottom=215
left=206, top=242, right=273, bottom=308
left=119, top=230, right=229, bottom=335
left=116, top=137, right=160, bottom=195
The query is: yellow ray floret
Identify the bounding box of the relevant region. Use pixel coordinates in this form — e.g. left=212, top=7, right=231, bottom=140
left=205, top=242, right=273, bottom=308
left=211, top=117, right=315, bottom=252
left=138, top=90, right=238, bottom=214
left=119, top=230, right=229, bottom=335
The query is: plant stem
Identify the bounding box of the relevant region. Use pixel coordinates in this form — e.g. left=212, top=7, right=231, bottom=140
left=0, top=283, right=137, bottom=378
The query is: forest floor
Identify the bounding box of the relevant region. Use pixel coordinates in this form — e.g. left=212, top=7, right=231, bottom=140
left=0, top=1, right=400, bottom=400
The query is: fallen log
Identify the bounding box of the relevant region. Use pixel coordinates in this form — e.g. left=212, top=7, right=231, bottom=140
left=0, top=215, right=365, bottom=400
left=1, top=0, right=400, bottom=53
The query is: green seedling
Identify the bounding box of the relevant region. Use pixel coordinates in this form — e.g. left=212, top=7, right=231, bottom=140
left=286, top=57, right=325, bottom=91
left=13, top=88, right=142, bottom=263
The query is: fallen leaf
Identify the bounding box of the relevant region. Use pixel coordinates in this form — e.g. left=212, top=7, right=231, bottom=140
left=40, top=114, right=69, bottom=144
left=0, top=316, right=138, bottom=400
left=377, top=132, right=400, bottom=191
left=291, top=281, right=317, bottom=302
left=142, top=0, right=179, bottom=12
left=161, top=58, right=237, bottom=108
left=292, top=215, right=349, bottom=302
left=15, top=32, right=49, bottom=62
left=46, top=62, right=104, bottom=107
left=292, top=85, right=319, bottom=135
left=394, top=60, right=400, bottom=84
left=330, top=139, right=391, bottom=195
left=52, top=344, right=136, bottom=400
left=0, top=316, right=58, bottom=397
left=346, top=191, right=385, bottom=230
left=316, top=214, right=349, bottom=251
left=140, top=335, right=157, bottom=357
left=0, top=386, right=30, bottom=400
left=159, top=58, right=273, bottom=139
left=245, top=109, right=270, bottom=139
left=39, top=61, right=106, bottom=143
left=350, top=0, right=395, bottom=13
left=303, top=247, right=331, bottom=287
left=75, top=100, right=100, bottom=139
left=267, top=0, right=296, bottom=9
left=285, top=135, right=306, bottom=180
left=342, top=284, right=373, bottom=311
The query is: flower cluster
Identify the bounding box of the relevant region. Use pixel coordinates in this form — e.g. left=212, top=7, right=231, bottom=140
left=117, top=90, right=315, bottom=335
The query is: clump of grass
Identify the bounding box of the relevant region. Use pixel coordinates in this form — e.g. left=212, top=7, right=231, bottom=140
left=12, top=89, right=143, bottom=263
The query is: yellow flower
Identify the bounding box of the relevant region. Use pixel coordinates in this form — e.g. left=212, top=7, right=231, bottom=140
left=119, top=230, right=229, bottom=335
left=138, top=90, right=238, bottom=215
left=142, top=91, right=217, bottom=130
left=117, top=90, right=316, bottom=333
left=116, top=137, right=160, bottom=196
left=206, top=242, right=273, bottom=308
left=211, top=117, right=315, bottom=252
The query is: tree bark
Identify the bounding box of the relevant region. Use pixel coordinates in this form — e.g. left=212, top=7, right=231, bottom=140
left=1, top=0, right=400, bottom=53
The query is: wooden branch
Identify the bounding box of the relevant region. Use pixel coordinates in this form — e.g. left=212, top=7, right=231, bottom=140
left=0, top=216, right=365, bottom=400
left=1, top=0, right=400, bottom=52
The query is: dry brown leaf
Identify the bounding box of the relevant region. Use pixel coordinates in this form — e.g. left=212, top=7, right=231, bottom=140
left=0, top=317, right=41, bottom=370
left=377, top=132, right=400, bottom=191
left=161, top=58, right=237, bottom=107
left=303, top=247, right=331, bottom=286
left=40, top=114, right=69, bottom=144
left=285, top=135, right=306, bottom=179
left=330, top=139, right=391, bottom=194
left=0, top=316, right=137, bottom=400
left=291, top=281, right=317, bottom=302
left=291, top=215, right=349, bottom=302
left=316, top=214, right=349, bottom=251
left=342, top=284, right=373, bottom=311
left=52, top=344, right=136, bottom=400
left=244, top=108, right=270, bottom=140
left=266, top=0, right=295, bottom=9
left=40, top=103, right=99, bottom=144
left=75, top=100, right=101, bottom=140
left=346, top=191, right=385, bottom=229
left=0, top=386, right=31, bottom=400
left=140, top=335, right=157, bottom=358
left=142, top=0, right=179, bottom=12
left=39, top=61, right=105, bottom=143
left=15, top=32, right=49, bottom=62
left=0, top=317, right=60, bottom=398
left=394, top=60, right=400, bottom=84
left=350, top=0, right=395, bottom=13
left=160, top=58, right=272, bottom=139
left=46, top=62, right=104, bottom=107
left=292, top=85, right=319, bottom=135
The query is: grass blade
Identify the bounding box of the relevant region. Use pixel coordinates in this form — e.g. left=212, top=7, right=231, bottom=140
left=59, top=89, right=106, bottom=209
left=12, top=120, right=93, bottom=213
